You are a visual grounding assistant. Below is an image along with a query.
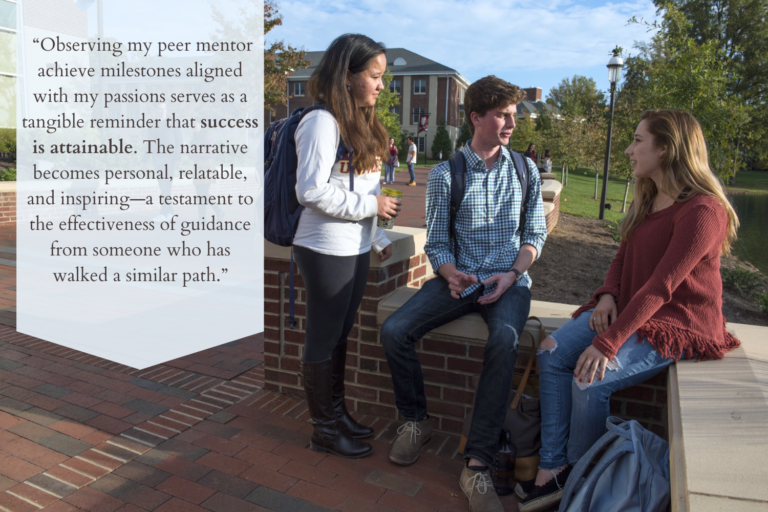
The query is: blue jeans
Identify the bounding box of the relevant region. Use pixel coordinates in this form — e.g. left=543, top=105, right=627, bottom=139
left=537, top=310, right=675, bottom=469
left=381, top=276, right=531, bottom=468
left=407, top=163, right=415, bottom=182
left=385, top=163, right=396, bottom=183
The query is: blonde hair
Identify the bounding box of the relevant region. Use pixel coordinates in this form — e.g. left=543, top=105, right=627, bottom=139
left=619, top=109, right=739, bottom=255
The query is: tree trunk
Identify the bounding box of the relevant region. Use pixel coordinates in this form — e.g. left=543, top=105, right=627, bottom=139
left=565, top=165, right=568, bottom=186
left=561, top=164, right=565, bottom=185
left=594, top=171, right=599, bottom=200
left=622, top=179, right=631, bottom=213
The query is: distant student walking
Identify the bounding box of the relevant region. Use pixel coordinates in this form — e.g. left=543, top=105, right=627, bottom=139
left=406, top=136, right=417, bottom=186
left=385, top=137, right=398, bottom=184
left=293, top=33, right=401, bottom=459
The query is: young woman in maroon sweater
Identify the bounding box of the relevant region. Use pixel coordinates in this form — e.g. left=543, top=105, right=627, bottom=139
left=518, top=110, right=740, bottom=512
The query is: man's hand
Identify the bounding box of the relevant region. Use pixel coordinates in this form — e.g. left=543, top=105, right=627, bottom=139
left=477, top=272, right=517, bottom=305
left=378, top=245, right=393, bottom=262
left=447, top=270, right=478, bottom=299
left=590, top=294, right=618, bottom=334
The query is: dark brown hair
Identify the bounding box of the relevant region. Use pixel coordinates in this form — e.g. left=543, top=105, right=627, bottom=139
left=464, top=76, right=524, bottom=135
left=306, top=34, right=388, bottom=171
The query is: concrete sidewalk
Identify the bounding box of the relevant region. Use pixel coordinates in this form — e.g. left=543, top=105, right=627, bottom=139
left=0, top=224, right=527, bottom=512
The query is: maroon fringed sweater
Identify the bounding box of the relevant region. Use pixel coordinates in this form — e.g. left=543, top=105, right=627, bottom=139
left=573, top=194, right=740, bottom=361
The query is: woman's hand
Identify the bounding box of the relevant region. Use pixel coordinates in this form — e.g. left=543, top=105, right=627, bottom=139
left=377, top=196, right=401, bottom=220
left=378, top=245, right=393, bottom=262
left=590, top=294, right=617, bottom=334
left=575, top=344, right=610, bottom=383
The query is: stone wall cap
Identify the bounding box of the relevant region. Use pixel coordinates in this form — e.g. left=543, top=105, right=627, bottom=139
left=378, top=287, right=573, bottom=346
left=670, top=321, right=768, bottom=506
left=541, top=180, right=562, bottom=200
left=265, top=226, right=428, bottom=270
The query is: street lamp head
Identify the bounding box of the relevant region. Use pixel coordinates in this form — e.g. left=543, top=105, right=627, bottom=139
left=607, top=48, right=624, bottom=85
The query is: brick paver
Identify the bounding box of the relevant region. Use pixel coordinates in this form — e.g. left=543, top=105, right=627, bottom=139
left=0, top=215, right=541, bottom=511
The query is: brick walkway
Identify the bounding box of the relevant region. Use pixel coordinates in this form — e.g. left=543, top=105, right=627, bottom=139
left=383, top=165, right=432, bottom=229
left=0, top=223, right=531, bottom=511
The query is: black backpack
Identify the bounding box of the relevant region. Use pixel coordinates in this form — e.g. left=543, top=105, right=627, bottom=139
left=448, top=149, right=532, bottom=252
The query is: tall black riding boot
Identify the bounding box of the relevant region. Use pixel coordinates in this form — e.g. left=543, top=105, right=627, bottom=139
left=303, top=359, right=372, bottom=459
left=331, top=343, right=374, bottom=439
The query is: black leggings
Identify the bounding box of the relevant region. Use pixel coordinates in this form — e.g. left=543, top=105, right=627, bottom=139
left=293, top=245, right=370, bottom=363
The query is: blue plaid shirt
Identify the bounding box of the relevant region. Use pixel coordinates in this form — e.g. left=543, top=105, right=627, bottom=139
left=425, top=142, right=547, bottom=297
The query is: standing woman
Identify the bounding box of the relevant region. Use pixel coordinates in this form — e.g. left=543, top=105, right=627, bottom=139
left=524, top=142, right=537, bottom=165
left=385, top=137, right=398, bottom=184
left=293, top=34, right=401, bottom=459
left=518, top=110, right=741, bottom=512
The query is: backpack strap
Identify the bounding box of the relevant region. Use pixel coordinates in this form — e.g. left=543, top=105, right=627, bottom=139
left=285, top=105, right=352, bottom=329
left=509, top=150, right=531, bottom=235
left=448, top=152, right=467, bottom=258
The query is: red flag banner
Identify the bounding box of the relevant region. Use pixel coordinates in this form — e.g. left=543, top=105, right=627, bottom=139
left=418, top=114, right=429, bottom=133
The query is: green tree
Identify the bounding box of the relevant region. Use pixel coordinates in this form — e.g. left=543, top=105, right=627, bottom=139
left=620, top=6, right=751, bottom=180
left=509, top=115, right=536, bottom=153
left=456, top=120, right=472, bottom=147
left=658, top=0, right=768, bottom=162
left=375, top=68, right=401, bottom=141
left=430, top=121, right=452, bottom=160
left=546, top=75, right=607, bottom=118
left=212, top=0, right=310, bottom=114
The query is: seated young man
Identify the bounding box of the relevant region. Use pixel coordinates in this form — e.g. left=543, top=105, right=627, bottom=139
left=380, top=76, right=547, bottom=512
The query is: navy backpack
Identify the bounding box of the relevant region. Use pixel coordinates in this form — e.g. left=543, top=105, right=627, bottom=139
left=263, top=105, right=351, bottom=328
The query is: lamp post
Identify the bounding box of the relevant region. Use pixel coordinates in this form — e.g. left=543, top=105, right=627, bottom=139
left=599, top=48, right=624, bottom=220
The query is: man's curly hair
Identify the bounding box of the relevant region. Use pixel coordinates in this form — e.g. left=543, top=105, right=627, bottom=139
left=464, top=76, right=523, bottom=135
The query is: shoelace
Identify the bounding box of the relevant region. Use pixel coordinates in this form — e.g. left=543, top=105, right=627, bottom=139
left=551, top=469, right=563, bottom=490
left=464, top=471, right=492, bottom=506
left=396, top=421, right=421, bottom=443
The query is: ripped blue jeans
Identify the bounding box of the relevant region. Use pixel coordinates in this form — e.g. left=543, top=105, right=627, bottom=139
left=537, top=310, right=675, bottom=470
left=381, top=276, right=531, bottom=468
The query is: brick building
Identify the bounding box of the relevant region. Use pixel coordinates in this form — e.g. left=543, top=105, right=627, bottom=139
left=266, top=48, right=556, bottom=154
left=267, top=49, right=472, bottom=154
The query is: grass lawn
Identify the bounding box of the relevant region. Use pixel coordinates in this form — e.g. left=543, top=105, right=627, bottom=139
left=554, top=168, right=634, bottom=223
left=725, top=171, right=768, bottom=195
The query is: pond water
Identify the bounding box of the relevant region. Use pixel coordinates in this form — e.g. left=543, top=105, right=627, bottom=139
left=730, top=193, right=768, bottom=274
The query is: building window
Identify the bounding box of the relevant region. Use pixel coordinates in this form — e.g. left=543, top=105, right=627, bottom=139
left=389, top=106, right=400, bottom=122
left=293, top=82, right=305, bottom=97
left=459, top=105, right=465, bottom=126
left=413, top=79, right=426, bottom=94
left=417, top=137, right=425, bottom=153
left=389, top=79, right=401, bottom=94
left=0, top=0, right=16, bottom=32
left=412, top=107, right=426, bottom=124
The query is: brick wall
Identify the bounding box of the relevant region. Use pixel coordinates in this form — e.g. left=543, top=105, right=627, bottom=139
left=263, top=238, right=669, bottom=440
left=263, top=252, right=431, bottom=398
left=0, top=190, right=15, bottom=226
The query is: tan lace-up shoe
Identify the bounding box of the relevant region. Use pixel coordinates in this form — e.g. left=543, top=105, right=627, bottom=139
left=458, top=465, right=504, bottom=512
left=388, top=418, right=432, bottom=465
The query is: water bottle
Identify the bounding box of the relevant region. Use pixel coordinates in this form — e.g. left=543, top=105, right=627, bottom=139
left=493, top=429, right=516, bottom=496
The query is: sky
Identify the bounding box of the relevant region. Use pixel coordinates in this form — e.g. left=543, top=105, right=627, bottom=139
left=84, top=0, right=660, bottom=101
left=266, top=0, right=661, bottom=99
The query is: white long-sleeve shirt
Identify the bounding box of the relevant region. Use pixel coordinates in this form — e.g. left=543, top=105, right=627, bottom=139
left=292, top=110, right=391, bottom=256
